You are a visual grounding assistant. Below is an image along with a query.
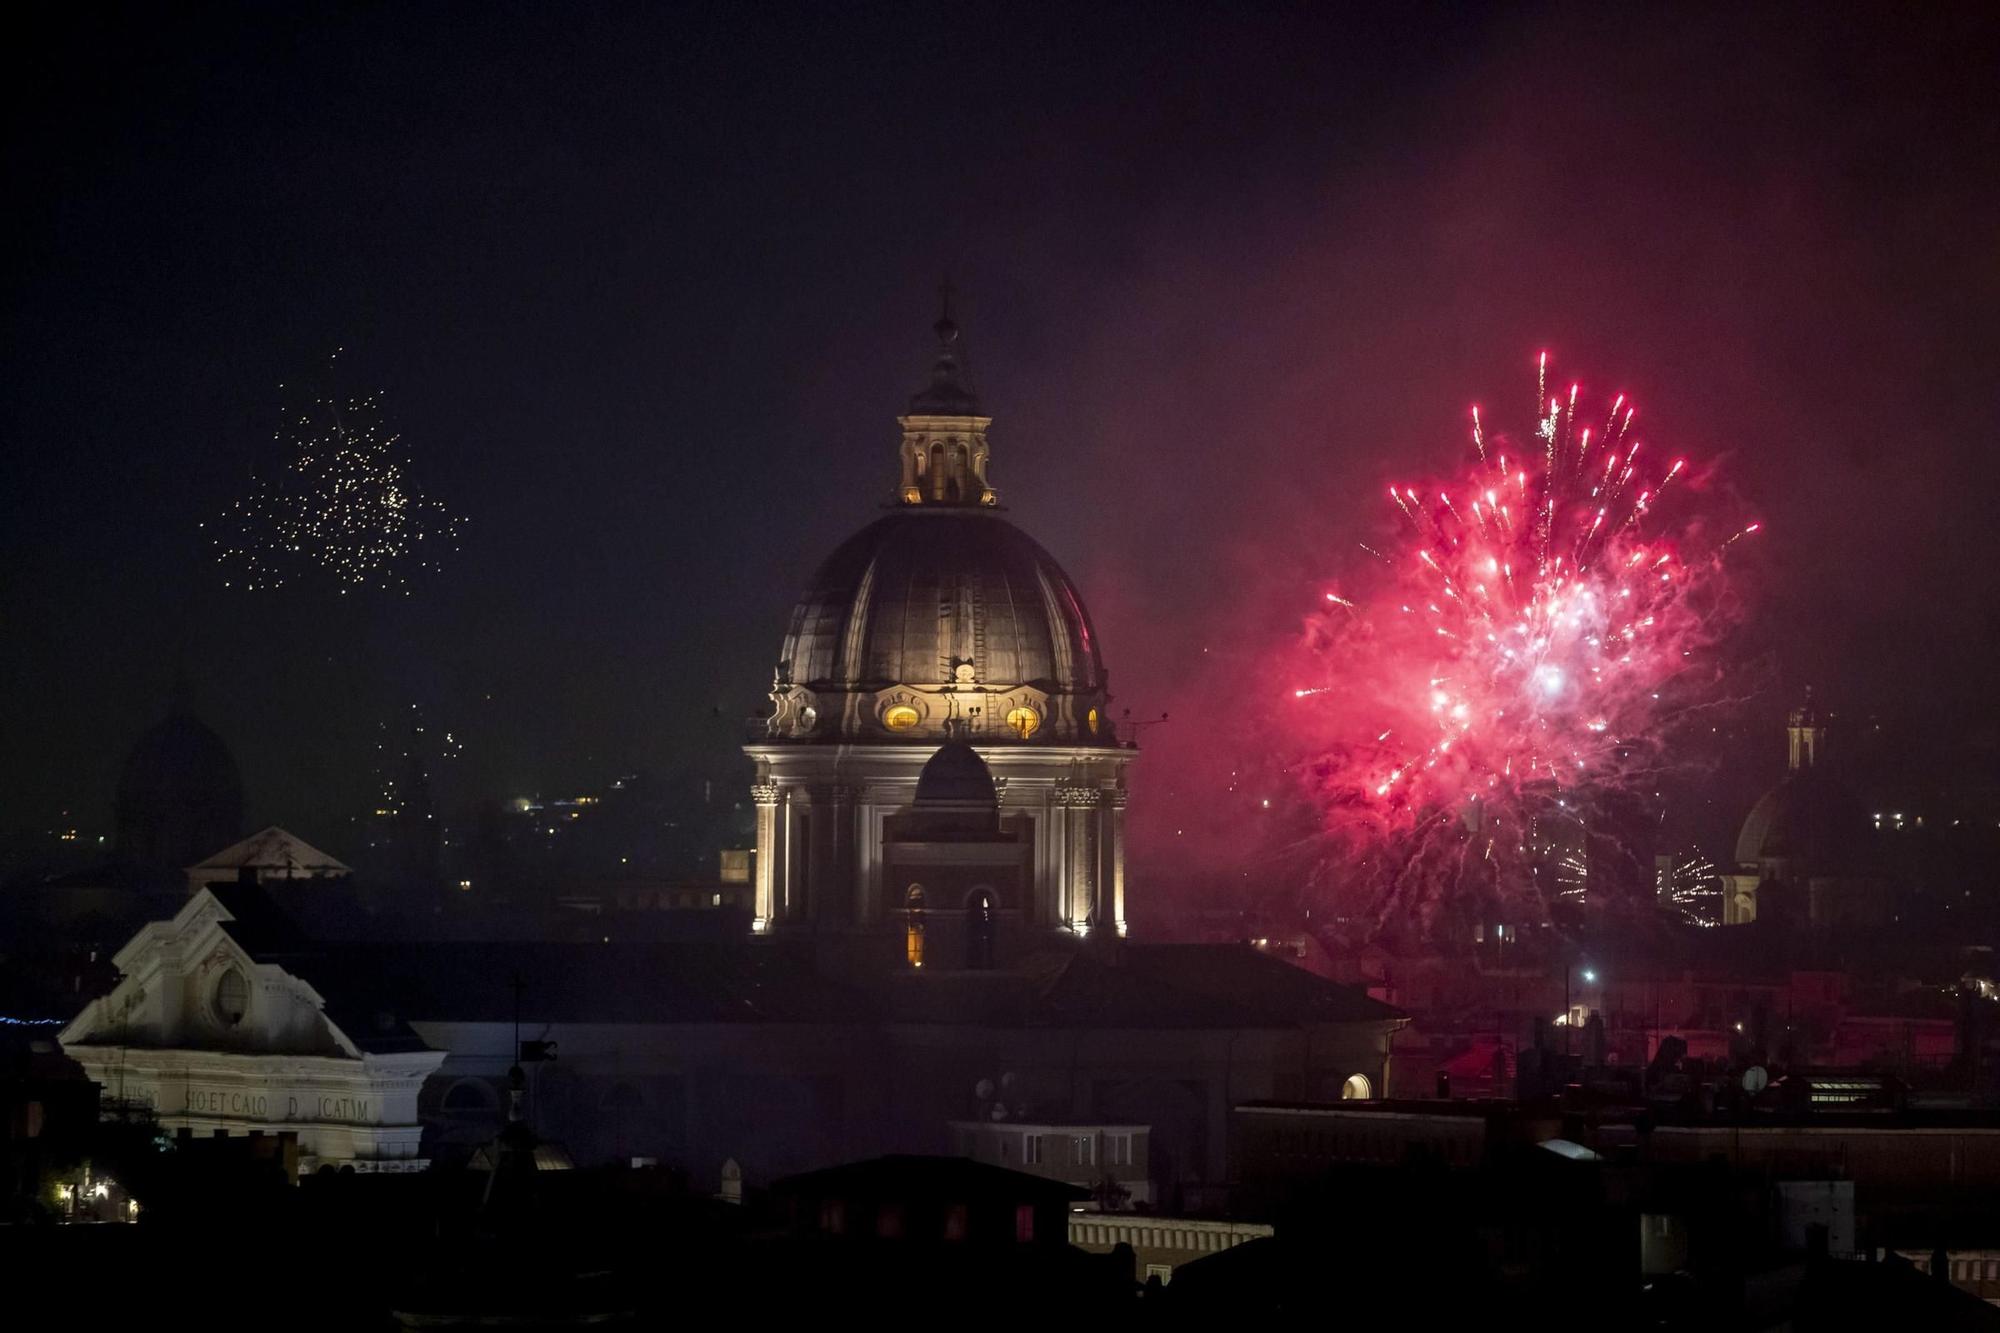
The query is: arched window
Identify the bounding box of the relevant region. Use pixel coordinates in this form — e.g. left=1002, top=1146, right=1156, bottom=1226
left=905, top=886, right=926, bottom=969
left=213, top=967, right=249, bottom=1027
left=966, top=888, right=996, bottom=970
left=1341, top=1073, right=1373, bottom=1101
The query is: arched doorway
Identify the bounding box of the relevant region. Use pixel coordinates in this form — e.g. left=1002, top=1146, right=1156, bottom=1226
left=1341, top=1073, right=1373, bottom=1101
left=904, top=885, right=926, bottom=968
left=966, top=888, right=996, bottom=970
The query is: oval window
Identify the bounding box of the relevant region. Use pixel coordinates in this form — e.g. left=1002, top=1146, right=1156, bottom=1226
left=1005, top=706, right=1040, bottom=739
left=214, top=967, right=249, bottom=1027
left=883, top=705, right=921, bottom=732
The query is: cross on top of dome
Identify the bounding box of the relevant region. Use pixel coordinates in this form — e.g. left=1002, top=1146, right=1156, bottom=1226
left=908, top=283, right=980, bottom=417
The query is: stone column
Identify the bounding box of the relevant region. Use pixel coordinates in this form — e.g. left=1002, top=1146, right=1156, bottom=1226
left=1104, top=787, right=1128, bottom=937
left=751, top=783, right=780, bottom=932
left=857, top=788, right=884, bottom=924
left=808, top=784, right=857, bottom=925
left=784, top=791, right=809, bottom=923
left=1056, top=783, right=1101, bottom=934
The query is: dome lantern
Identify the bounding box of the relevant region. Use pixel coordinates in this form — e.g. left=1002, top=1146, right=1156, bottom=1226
left=896, top=291, right=996, bottom=507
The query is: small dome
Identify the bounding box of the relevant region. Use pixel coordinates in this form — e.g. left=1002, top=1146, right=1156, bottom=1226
left=116, top=702, right=245, bottom=869
left=775, top=509, right=1108, bottom=742
left=1735, top=770, right=1867, bottom=869
left=914, top=741, right=998, bottom=806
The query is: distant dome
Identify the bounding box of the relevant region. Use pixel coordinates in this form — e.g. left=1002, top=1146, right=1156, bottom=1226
left=116, top=703, right=244, bottom=870
left=914, top=741, right=998, bottom=806
left=773, top=508, right=1108, bottom=742
left=1734, top=770, right=1867, bottom=869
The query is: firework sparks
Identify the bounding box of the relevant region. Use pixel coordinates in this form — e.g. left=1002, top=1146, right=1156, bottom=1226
left=1290, top=355, right=1759, bottom=932
left=208, top=362, right=464, bottom=593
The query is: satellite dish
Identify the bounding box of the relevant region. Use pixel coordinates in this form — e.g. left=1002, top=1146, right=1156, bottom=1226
left=999, top=1071, right=1016, bottom=1089
left=974, top=1078, right=995, bottom=1100
left=1742, top=1066, right=1769, bottom=1095
left=989, top=1102, right=1009, bottom=1122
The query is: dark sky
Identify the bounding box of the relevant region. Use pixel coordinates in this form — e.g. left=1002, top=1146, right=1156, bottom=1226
left=5, top=2, right=1997, bottom=867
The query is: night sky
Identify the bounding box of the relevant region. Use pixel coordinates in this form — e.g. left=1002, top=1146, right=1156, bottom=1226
left=5, top=3, right=1997, bottom=872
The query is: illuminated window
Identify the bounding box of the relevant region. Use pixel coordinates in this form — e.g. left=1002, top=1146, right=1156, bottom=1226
left=214, top=967, right=248, bottom=1027
left=966, top=888, right=996, bottom=970
left=1014, top=1203, right=1036, bottom=1243
left=883, top=704, right=921, bottom=732
left=1087, top=707, right=1100, bottom=735
left=904, top=886, right=926, bottom=968
left=1005, top=705, right=1040, bottom=739
left=1341, top=1073, right=1373, bottom=1100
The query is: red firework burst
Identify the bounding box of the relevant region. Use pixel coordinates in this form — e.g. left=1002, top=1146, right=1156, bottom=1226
left=1292, top=354, right=1760, bottom=932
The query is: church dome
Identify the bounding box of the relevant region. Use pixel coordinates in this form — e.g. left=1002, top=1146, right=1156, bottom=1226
left=1734, top=770, right=1867, bottom=869
left=761, top=306, right=1116, bottom=748
left=116, top=701, right=245, bottom=869
left=780, top=509, right=1103, bottom=695
left=1733, top=691, right=1868, bottom=872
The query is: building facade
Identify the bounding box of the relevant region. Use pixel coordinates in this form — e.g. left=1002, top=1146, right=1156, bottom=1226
left=59, top=885, right=443, bottom=1172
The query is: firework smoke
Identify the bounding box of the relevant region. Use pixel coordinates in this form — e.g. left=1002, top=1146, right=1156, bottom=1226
left=1290, top=355, right=1759, bottom=937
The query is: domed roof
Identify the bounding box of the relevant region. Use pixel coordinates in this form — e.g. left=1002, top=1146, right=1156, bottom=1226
left=778, top=509, right=1103, bottom=693
left=1734, top=770, right=1868, bottom=869
left=914, top=740, right=998, bottom=806
left=116, top=702, right=245, bottom=869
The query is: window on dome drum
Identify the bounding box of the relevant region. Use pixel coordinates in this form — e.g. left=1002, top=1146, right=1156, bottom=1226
left=905, top=886, right=926, bottom=968
left=1005, top=705, right=1040, bottom=739
left=1087, top=707, right=1100, bottom=735
left=214, top=967, right=248, bottom=1027
left=883, top=704, right=921, bottom=732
